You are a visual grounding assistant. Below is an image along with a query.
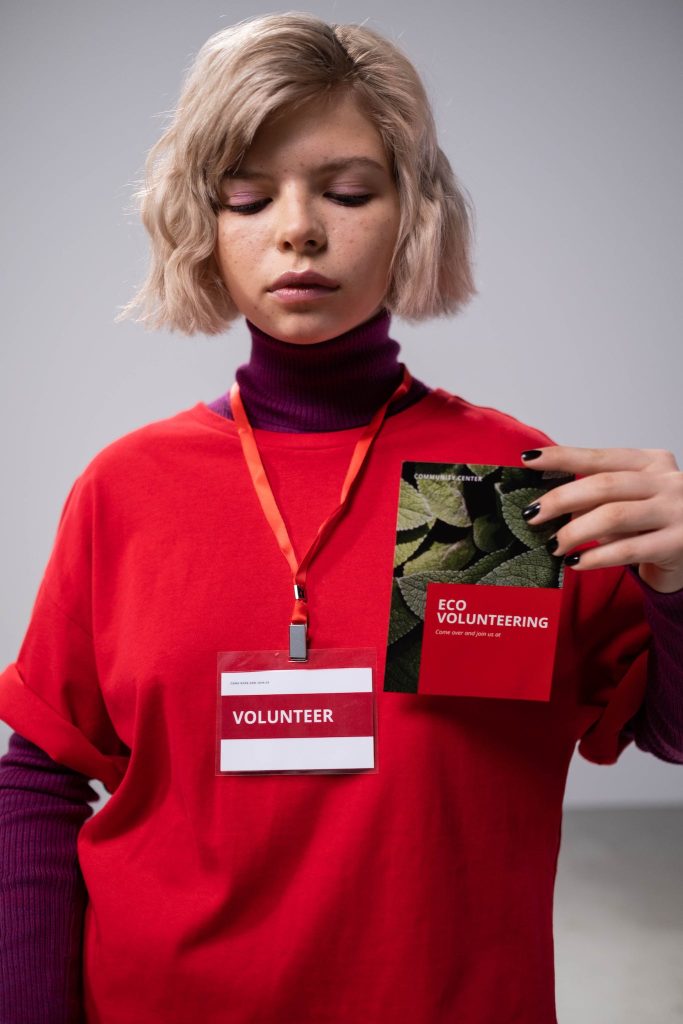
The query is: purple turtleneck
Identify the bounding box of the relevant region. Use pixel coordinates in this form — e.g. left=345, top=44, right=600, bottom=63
left=0, top=308, right=681, bottom=1023
left=207, top=307, right=428, bottom=431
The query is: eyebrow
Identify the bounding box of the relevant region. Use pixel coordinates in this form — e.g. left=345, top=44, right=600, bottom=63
left=224, top=156, right=387, bottom=180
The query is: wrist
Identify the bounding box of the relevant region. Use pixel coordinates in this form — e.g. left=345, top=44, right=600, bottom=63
left=636, top=562, right=683, bottom=594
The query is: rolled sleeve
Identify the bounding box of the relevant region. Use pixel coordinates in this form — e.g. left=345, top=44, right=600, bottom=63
left=0, top=475, right=128, bottom=794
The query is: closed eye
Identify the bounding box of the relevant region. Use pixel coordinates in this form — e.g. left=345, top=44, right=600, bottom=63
left=329, top=193, right=373, bottom=206
left=223, top=199, right=269, bottom=214
left=222, top=193, right=373, bottom=215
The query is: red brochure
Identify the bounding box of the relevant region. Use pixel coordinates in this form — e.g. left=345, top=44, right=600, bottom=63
left=384, top=462, right=573, bottom=701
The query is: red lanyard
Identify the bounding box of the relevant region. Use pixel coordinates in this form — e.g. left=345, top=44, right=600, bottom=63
left=230, top=366, right=412, bottom=661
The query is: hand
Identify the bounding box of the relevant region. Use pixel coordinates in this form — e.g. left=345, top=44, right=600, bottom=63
left=518, top=445, right=683, bottom=594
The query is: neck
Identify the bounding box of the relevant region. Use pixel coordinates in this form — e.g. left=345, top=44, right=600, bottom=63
left=208, top=308, right=429, bottom=432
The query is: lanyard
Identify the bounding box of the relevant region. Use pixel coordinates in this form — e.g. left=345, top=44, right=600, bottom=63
left=230, top=366, right=412, bottom=661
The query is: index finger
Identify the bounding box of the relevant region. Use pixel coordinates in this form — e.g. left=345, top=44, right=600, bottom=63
left=520, top=445, right=654, bottom=474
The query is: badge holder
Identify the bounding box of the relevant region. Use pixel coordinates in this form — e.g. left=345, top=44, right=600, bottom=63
left=219, top=370, right=409, bottom=778
left=216, top=647, right=378, bottom=777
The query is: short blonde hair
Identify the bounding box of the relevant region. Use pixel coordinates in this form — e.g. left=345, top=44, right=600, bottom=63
left=116, top=12, right=478, bottom=335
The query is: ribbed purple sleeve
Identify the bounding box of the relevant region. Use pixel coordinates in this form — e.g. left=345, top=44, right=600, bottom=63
left=0, top=731, right=99, bottom=1024
left=622, top=567, right=683, bottom=763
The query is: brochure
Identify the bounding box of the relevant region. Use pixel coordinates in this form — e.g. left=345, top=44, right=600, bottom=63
left=384, top=461, right=573, bottom=701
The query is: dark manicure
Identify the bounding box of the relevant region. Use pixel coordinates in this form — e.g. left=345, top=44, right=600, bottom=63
left=546, top=536, right=559, bottom=555
left=563, top=553, right=581, bottom=566
left=521, top=449, right=542, bottom=461
left=521, top=502, right=541, bottom=521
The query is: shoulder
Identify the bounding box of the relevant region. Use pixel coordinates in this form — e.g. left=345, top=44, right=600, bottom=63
left=81, top=404, right=210, bottom=481
left=433, top=388, right=555, bottom=445
left=58, top=405, right=210, bottom=519
left=403, top=387, right=556, bottom=460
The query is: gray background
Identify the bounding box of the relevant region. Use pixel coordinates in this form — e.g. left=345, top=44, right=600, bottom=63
left=1, top=0, right=681, bottom=807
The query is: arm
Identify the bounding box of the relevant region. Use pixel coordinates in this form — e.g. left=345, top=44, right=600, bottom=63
left=621, top=569, right=683, bottom=763
left=518, top=444, right=683, bottom=765
left=0, top=731, right=99, bottom=1024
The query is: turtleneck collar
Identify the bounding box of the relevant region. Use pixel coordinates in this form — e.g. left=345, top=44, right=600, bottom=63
left=207, top=308, right=429, bottom=432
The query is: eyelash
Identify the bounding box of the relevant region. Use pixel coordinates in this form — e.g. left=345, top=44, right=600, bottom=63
left=223, top=193, right=373, bottom=215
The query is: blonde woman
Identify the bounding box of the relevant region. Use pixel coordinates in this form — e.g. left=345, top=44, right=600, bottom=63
left=1, top=13, right=681, bottom=1023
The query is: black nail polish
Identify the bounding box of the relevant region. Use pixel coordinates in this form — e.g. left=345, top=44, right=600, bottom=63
left=546, top=536, right=559, bottom=555
left=521, top=502, right=541, bottom=521
left=563, top=553, right=581, bottom=566
left=521, top=449, right=542, bottom=461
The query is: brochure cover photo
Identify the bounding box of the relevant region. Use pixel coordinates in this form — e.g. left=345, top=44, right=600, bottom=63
left=385, top=462, right=573, bottom=701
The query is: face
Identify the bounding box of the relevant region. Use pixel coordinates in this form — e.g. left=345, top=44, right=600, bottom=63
left=214, top=91, right=401, bottom=345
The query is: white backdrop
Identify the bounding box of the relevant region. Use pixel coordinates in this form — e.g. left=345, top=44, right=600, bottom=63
left=1, top=0, right=681, bottom=806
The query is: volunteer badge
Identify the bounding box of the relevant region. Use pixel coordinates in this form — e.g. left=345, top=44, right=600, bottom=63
left=217, top=650, right=377, bottom=775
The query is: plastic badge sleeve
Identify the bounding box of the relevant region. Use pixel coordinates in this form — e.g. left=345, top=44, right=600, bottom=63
left=216, top=648, right=378, bottom=776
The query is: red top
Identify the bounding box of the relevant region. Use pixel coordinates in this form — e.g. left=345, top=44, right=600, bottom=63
left=0, top=388, right=651, bottom=1023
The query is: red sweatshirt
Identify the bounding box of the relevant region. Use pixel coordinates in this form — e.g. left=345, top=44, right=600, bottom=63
left=0, top=387, right=658, bottom=1022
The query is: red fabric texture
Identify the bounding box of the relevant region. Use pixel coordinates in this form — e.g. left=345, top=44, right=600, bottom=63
left=0, top=388, right=651, bottom=1024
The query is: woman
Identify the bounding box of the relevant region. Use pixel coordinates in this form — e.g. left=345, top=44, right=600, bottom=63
left=1, top=13, right=681, bottom=1023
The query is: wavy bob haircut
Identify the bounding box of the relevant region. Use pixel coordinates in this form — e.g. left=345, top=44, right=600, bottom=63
left=116, top=11, right=478, bottom=335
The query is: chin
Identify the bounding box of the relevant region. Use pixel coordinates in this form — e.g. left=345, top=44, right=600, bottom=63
left=253, top=308, right=362, bottom=346
left=261, top=300, right=386, bottom=346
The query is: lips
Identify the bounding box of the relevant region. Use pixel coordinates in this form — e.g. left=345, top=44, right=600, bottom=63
left=269, top=271, right=340, bottom=291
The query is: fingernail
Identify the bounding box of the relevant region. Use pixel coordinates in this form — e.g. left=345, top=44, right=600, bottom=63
left=564, top=553, right=581, bottom=566
left=521, top=502, right=541, bottom=521
left=546, top=536, right=559, bottom=555
left=521, top=449, right=542, bottom=461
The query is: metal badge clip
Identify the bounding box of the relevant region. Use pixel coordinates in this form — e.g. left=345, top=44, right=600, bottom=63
left=289, top=622, right=308, bottom=662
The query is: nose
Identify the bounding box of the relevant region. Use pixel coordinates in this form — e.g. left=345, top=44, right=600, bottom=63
left=275, top=187, right=327, bottom=254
